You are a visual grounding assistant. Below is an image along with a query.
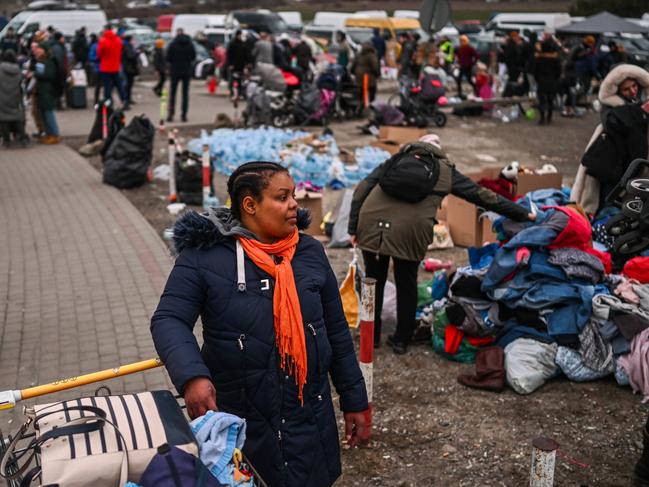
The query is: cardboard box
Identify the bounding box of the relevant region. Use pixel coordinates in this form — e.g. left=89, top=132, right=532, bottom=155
left=517, top=172, right=563, bottom=196
left=295, top=189, right=323, bottom=236
left=370, top=126, right=430, bottom=155
left=370, top=139, right=401, bottom=155
left=378, top=126, right=428, bottom=144
left=436, top=196, right=448, bottom=221
left=445, top=168, right=563, bottom=247
left=481, top=217, right=498, bottom=244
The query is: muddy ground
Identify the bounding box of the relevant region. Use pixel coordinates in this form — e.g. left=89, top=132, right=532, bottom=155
left=68, top=103, right=646, bottom=486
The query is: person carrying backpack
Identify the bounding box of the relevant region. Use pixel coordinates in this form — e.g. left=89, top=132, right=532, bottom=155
left=348, top=134, right=536, bottom=354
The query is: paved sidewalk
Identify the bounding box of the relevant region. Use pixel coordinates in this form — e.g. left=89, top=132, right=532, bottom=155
left=0, top=143, right=176, bottom=431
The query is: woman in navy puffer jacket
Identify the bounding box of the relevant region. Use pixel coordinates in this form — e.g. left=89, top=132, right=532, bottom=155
left=151, top=161, right=369, bottom=487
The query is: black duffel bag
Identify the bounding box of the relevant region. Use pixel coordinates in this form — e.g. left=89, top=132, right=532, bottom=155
left=103, top=115, right=155, bottom=189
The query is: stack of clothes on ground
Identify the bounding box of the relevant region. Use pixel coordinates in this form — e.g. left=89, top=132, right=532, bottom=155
left=423, top=189, right=649, bottom=396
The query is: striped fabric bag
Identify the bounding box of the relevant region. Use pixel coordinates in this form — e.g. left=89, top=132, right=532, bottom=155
left=13, top=391, right=197, bottom=486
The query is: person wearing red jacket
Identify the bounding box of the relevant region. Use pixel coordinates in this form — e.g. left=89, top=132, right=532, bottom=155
left=97, top=26, right=125, bottom=104
left=455, top=35, right=479, bottom=97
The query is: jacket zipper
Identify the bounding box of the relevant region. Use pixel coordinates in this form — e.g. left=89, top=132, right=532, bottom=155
left=308, top=323, right=320, bottom=375
left=238, top=334, right=247, bottom=415
left=274, top=341, right=285, bottom=454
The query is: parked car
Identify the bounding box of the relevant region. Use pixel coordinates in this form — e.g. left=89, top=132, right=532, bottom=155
left=456, top=20, right=483, bottom=35
left=226, top=10, right=287, bottom=35
left=468, top=31, right=502, bottom=65
left=303, top=24, right=372, bottom=53
left=600, top=33, right=649, bottom=69
left=123, top=26, right=156, bottom=55
left=156, top=13, right=174, bottom=33
left=0, top=7, right=106, bottom=39
left=278, top=11, right=303, bottom=34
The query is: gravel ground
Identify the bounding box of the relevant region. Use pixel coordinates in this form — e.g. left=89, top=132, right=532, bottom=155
left=67, top=105, right=647, bottom=486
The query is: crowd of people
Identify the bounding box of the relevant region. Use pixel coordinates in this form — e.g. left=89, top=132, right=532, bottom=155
left=0, top=21, right=640, bottom=146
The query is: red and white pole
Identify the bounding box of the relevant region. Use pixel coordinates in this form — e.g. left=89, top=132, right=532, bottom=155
left=202, top=143, right=211, bottom=208
left=359, top=277, right=376, bottom=434
left=101, top=101, right=109, bottom=140
left=167, top=131, right=177, bottom=203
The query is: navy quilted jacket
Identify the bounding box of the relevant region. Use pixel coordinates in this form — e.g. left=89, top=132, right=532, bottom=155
left=151, top=208, right=368, bottom=487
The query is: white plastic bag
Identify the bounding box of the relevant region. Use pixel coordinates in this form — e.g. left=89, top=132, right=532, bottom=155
left=555, top=346, right=612, bottom=382
left=380, top=280, right=397, bottom=327
left=504, top=338, right=558, bottom=394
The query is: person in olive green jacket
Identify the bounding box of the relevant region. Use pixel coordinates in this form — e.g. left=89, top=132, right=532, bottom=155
left=348, top=134, right=535, bottom=354
left=33, top=41, right=60, bottom=144
left=351, top=42, right=380, bottom=104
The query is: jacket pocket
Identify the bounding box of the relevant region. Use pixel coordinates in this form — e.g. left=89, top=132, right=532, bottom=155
left=306, top=319, right=333, bottom=376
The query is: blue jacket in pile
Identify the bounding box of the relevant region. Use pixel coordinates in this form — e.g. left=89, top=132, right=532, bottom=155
left=151, top=207, right=368, bottom=487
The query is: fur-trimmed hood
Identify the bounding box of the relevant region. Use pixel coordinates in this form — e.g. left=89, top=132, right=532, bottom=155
left=172, top=206, right=312, bottom=255
left=599, top=63, right=649, bottom=108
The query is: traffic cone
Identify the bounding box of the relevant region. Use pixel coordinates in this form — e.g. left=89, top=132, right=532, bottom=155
left=208, top=76, right=217, bottom=95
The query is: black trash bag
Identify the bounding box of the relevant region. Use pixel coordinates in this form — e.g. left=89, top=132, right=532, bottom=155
left=175, top=150, right=206, bottom=205
left=102, top=115, right=155, bottom=189
left=294, top=83, right=321, bottom=125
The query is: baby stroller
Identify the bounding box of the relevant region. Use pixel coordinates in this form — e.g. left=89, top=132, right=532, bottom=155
left=604, top=158, right=649, bottom=257
left=337, top=77, right=364, bottom=119
left=243, top=78, right=293, bottom=128
left=388, top=74, right=448, bottom=128
left=292, top=81, right=337, bottom=126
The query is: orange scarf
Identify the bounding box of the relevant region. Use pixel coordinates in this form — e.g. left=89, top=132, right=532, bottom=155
left=237, top=229, right=307, bottom=403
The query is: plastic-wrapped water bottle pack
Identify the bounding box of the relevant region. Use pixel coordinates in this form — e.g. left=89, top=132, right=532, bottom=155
left=187, top=127, right=391, bottom=187
left=187, top=127, right=311, bottom=176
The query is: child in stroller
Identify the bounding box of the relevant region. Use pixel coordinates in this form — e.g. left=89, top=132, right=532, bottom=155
left=317, top=66, right=363, bottom=120
left=388, top=67, right=448, bottom=127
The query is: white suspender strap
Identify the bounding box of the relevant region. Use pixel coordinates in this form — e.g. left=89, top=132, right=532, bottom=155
left=236, top=240, right=246, bottom=292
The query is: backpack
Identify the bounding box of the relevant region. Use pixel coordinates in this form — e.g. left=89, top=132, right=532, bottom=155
left=420, top=73, right=445, bottom=102
left=581, top=131, right=622, bottom=184
left=51, top=55, right=66, bottom=98
left=379, top=150, right=443, bottom=203
left=140, top=443, right=225, bottom=487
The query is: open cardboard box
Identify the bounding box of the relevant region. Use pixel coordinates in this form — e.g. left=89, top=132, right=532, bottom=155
left=370, top=126, right=429, bottom=155
left=445, top=167, right=563, bottom=247
left=295, top=189, right=324, bottom=236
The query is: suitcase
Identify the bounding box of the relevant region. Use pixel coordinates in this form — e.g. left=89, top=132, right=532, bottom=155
left=67, top=85, right=87, bottom=109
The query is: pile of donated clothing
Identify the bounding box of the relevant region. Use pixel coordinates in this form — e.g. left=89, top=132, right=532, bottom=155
left=419, top=189, right=649, bottom=396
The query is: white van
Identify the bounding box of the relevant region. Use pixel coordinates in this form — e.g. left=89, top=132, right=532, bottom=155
left=312, top=12, right=352, bottom=29
left=1, top=8, right=107, bottom=38
left=352, top=10, right=388, bottom=19
left=171, top=14, right=228, bottom=37
left=278, top=11, right=303, bottom=32
left=393, top=10, right=419, bottom=20
left=485, top=13, right=571, bottom=35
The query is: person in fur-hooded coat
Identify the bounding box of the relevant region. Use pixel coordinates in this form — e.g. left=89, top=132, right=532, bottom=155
left=571, top=64, right=649, bottom=215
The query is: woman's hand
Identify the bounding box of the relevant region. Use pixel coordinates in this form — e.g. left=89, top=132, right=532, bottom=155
left=349, top=234, right=358, bottom=247
left=183, top=377, right=217, bottom=419
left=642, top=100, right=649, bottom=114
left=528, top=212, right=537, bottom=222
left=343, top=411, right=370, bottom=447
